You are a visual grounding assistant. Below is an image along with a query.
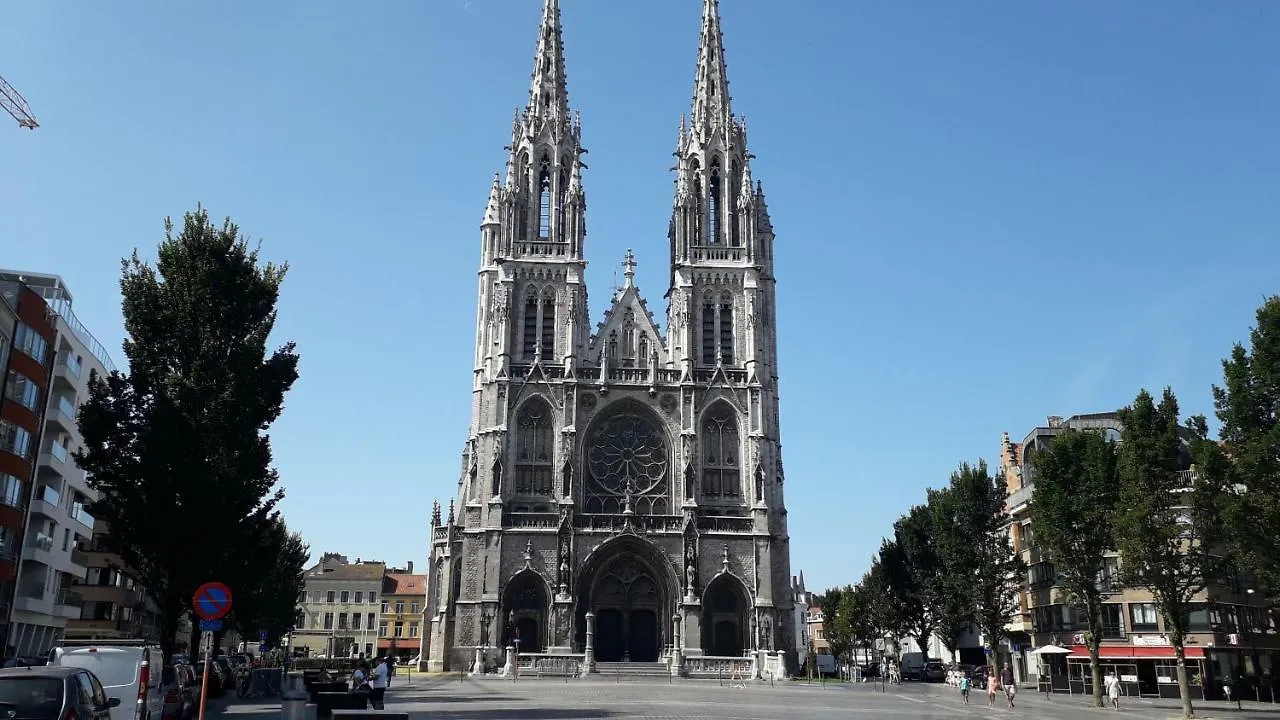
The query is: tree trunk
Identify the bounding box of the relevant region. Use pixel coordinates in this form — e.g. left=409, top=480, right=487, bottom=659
left=1087, top=643, right=1104, bottom=708
left=1174, top=643, right=1195, bottom=719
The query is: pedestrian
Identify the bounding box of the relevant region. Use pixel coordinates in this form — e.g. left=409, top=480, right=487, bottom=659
left=1002, top=664, right=1017, bottom=708
left=350, top=660, right=370, bottom=694
left=369, top=656, right=390, bottom=710
left=387, top=655, right=396, bottom=688
left=987, top=667, right=999, bottom=707
left=1103, top=669, right=1121, bottom=710
left=959, top=672, right=971, bottom=704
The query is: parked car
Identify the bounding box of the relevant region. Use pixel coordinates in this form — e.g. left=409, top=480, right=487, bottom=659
left=0, top=666, right=121, bottom=720
left=161, top=664, right=198, bottom=720
left=50, top=640, right=165, bottom=720
left=923, top=661, right=947, bottom=682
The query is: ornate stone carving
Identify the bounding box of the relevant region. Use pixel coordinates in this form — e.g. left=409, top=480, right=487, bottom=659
left=584, top=411, right=670, bottom=514
left=660, top=393, right=677, bottom=415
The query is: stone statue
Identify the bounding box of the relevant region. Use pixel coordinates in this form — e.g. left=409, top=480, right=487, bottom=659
left=685, top=562, right=696, bottom=596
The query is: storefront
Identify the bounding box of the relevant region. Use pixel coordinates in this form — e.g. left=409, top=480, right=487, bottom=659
left=1065, top=644, right=1206, bottom=700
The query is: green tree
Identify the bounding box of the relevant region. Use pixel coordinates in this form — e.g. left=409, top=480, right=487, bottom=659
left=935, top=461, right=1023, bottom=671
left=75, top=206, right=300, bottom=659
left=1210, top=296, right=1280, bottom=599
left=1030, top=429, right=1121, bottom=707
left=229, top=517, right=309, bottom=646
left=926, top=485, right=977, bottom=659
left=819, top=586, right=855, bottom=668
left=890, top=505, right=942, bottom=655
left=1114, top=388, right=1222, bottom=720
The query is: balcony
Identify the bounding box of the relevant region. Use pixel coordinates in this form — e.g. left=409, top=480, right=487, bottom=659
left=52, top=355, right=83, bottom=389
left=30, top=486, right=60, bottom=519
left=70, top=545, right=89, bottom=568
left=70, top=502, right=95, bottom=530
left=47, top=396, right=76, bottom=432
left=1006, top=484, right=1034, bottom=514
left=22, top=532, right=56, bottom=567
left=55, top=588, right=82, bottom=619
left=14, top=581, right=50, bottom=613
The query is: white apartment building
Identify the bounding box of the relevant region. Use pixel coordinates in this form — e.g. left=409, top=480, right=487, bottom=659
left=292, top=554, right=386, bottom=659
left=0, top=271, right=114, bottom=656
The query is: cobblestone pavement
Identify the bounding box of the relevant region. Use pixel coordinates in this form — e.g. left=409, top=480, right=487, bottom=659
left=216, top=676, right=1280, bottom=720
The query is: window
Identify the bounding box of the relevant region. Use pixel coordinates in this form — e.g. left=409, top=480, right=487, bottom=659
left=728, top=160, right=741, bottom=247
left=368, top=593, right=376, bottom=605
left=323, top=613, right=334, bottom=630
left=364, top=643, right=373, bottom=657
left=355, top=591, right=363, bottom=603
left=351, top=614, right=361, bottom=630
left=701, top=406, right=740, bottom=498
left=0, top=421, right=32, bottom=458
left=514, top=399, right=554, bottom=496
left=0, top=474, right=23, bottom=509
left=378, top=622, right=388, bottom=637
left=395, top=601, right=404, bottom=614
left=4, top=371, right=40, bottom=411
left=338, top=613, right=348, bottom=630
left=14, top=323, right=47, bottom=362
left=1020, top=521, right=1035, bottom=549
left=340, top=591, right=349, bottom=603
left=699, top=295, right=733, bottom=366
left=523, top=295, right=538, bottom=358
left=409, top=622, right=419, bottom=637
left=1101, top=603, right=1125, bottom=639
left=537, top=159, right=552, bottom=240
left=540, top=296, right=555, bottom=359
left=1028, top=562, right=1056, bottom=588
left=367, top=612, right=376, bottom=628
left=410, top=601, right=419, bottom=614
left=381, top=601, right=389, bottom=613
left=1098, top=556, right=1121, bottom=591
left=393, top=621, right=404, bottom=638
left=707, top=159, right=722, bottom=244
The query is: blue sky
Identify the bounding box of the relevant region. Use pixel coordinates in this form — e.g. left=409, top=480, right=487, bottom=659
left=3, top=1, right=1278, bottom=594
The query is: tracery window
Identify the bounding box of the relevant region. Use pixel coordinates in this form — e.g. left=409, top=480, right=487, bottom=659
left=690, top=159, right=703, bottom=244
left=540, top=294, right=556, bottom=359
left=515, top=399, right=554, bottom=496
left=557, top=168, right=570, bottom=242
left=521, top=288, right=556, bottom=361
left=638, top=335, right=649, bottom=368
left=708, top=158, right=723, bottom=245
left=701, top=405, right=740, bottom=498
left=584, top=409, right=670, bottom=515
left=700, top=293, right=734, bottom=366
left=729, top=160, right=741, bottom=247
left=538, top=158, right=553, bottom=240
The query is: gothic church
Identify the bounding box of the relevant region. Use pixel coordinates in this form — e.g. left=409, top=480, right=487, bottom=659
left=426, top=0, right=795, bottom=675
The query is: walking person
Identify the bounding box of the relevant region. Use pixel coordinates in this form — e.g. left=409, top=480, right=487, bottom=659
left=1103, top=670, right=1121, bottom=710
left=959, top=672, right=971, bottom=705
left=987, top=667, right=1000, bottom=707
left=369, top=656, right=390, bottom=710
left=1002, top=664, right=1017, bottom=709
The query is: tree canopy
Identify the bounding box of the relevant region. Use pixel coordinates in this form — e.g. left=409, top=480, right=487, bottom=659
left=75, top=206, right=300, bottom=658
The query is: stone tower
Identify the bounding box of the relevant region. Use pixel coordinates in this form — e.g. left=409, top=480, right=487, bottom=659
left=427, top=0, right=795, bottom=676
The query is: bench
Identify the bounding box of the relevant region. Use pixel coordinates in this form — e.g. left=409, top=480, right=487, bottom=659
left=315, top=692, right=367, bottom=718
left=308, top=682, right=351, bottom=703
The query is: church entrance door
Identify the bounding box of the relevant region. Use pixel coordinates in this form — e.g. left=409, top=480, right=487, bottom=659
left=590, top=554, right=663, bottom=663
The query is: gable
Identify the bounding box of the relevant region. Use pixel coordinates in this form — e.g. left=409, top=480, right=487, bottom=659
left=587, top=285, right=668, bottom=367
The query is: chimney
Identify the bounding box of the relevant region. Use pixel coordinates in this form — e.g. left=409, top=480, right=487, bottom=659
left=406, top=561, right=414, bottom=574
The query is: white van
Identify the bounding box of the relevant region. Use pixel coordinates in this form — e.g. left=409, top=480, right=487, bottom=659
left=50, top=640, right=165, bottom=720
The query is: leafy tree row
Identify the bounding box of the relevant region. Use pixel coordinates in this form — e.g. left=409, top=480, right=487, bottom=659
left=74, top=206, right=308, bottom=659
left=822, top=295, right=1280, bottom=720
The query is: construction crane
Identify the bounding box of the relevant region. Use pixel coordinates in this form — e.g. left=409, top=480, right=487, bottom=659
left=0, top=73, right=38, bottom=129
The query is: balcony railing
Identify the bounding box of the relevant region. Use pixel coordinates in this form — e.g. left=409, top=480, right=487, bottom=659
left=49, top=441, right=69, bottom=463
left=18, top=582, right=45, bottom=600
left=71, top=503, right=95, bottom=528
left=34, top=485, right=59, bottom=508
left=56, top=354, right=83, bottom=379
left=56, top=588, right=82, bottom=607
left=29, top=533, right=54, bottom=552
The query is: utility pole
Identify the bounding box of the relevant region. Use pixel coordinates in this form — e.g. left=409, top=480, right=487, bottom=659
left=0, top=74, right=38, bottom=129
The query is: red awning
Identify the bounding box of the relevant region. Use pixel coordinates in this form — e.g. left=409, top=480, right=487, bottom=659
left=1068, top=644, right=1205, bottom=660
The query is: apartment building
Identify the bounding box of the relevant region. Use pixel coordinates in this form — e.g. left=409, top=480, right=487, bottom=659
left=378, top=564, right=424, bottom=663
left=0, top=278, right=57, bottom=654
left=1001, top=413, right=1279, bottom=701
left=293, top=554, right=385, bottom=659
left=63, top=520, right=162, bottom=642
left=0, top=271, right=115, bottom=656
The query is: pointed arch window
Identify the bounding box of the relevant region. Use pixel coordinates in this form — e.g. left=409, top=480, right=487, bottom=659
left=522, top=292, right=539, bottom=359
left=557, top=168, right=570, bottom=243
left=540, top=292, right=556, bottom=358
left=517, top=152, right=531, bottom=241
left=729, top=160, right=741, bottom=247
left=701, top=406, right=740, bottom=498
left=515, top=400, right=554, bottom=496
left=700, top=294, right=734, bottom=366
left=690, top=159, right=703, bottom=245
left=708, top=158, right=723, bottom=245
left=538, top=158, right=553, bottom=241
left=607, top=330, right=619, bottom=361
left=638, top=335, right=649, bottom=368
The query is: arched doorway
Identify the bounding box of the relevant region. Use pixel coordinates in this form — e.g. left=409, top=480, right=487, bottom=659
left=702, top=574, right=750, bottom=657
left=502, top=571, right=549, bottom=652
left=575, top=537, right=676, bottom=663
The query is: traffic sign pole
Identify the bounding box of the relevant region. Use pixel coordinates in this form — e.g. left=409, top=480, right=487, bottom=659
left=191, top=582, right=232, bottom=720
left=198, top=631, right=212, bottom=720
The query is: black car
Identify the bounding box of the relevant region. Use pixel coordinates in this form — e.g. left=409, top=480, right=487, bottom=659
left=0, top=666, right=121, bottom=720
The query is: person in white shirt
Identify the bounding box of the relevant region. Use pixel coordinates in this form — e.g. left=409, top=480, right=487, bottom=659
left=369, top=657, right=389, bottom=709
left=1103, top=670, right=1122, bottom=710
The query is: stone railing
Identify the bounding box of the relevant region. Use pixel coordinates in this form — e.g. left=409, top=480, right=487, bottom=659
left=574, top=514, right=685, bottom=533
left=684, top=655, right=756, bottom=679
left=516, top=653, right=586, bottom=677
left=431, top=526, right=450, bottom=542
left=695, top=515, right=754, bottom=533
left=503, top=512, right=560, bottom=529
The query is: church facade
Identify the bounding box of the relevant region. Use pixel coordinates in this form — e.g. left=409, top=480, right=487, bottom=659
left=425, top=0, right=795, bottom=674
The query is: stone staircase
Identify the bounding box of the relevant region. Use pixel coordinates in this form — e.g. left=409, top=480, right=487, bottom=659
left=594, top=661, right=671, bottom=678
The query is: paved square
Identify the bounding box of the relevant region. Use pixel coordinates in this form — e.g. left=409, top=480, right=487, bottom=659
left=217, top=676, right=1278, bottom=720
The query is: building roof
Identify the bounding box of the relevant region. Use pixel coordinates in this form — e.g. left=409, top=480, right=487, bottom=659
left=383, top=573, right=426, bottom=595
left=306, top=560, right=386, bottom=581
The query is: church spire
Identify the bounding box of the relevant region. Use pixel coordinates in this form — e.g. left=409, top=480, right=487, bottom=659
left=690, top=0, right=732, bottom=132
left=528, top=0, right=570, bottom=121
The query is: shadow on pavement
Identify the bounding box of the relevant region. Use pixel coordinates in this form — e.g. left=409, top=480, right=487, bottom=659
left=411, top=711, right=618, bottom=719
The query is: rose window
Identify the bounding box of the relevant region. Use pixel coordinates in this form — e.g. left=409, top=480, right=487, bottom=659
left=584, top=411, right=669, bottom=514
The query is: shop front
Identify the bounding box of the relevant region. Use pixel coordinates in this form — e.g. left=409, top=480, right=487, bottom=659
left=1066, top=644, right=1206, bottom=700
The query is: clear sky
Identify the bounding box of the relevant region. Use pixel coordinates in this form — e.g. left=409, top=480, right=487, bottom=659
left=3, top=1, right=1278, bottom=594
